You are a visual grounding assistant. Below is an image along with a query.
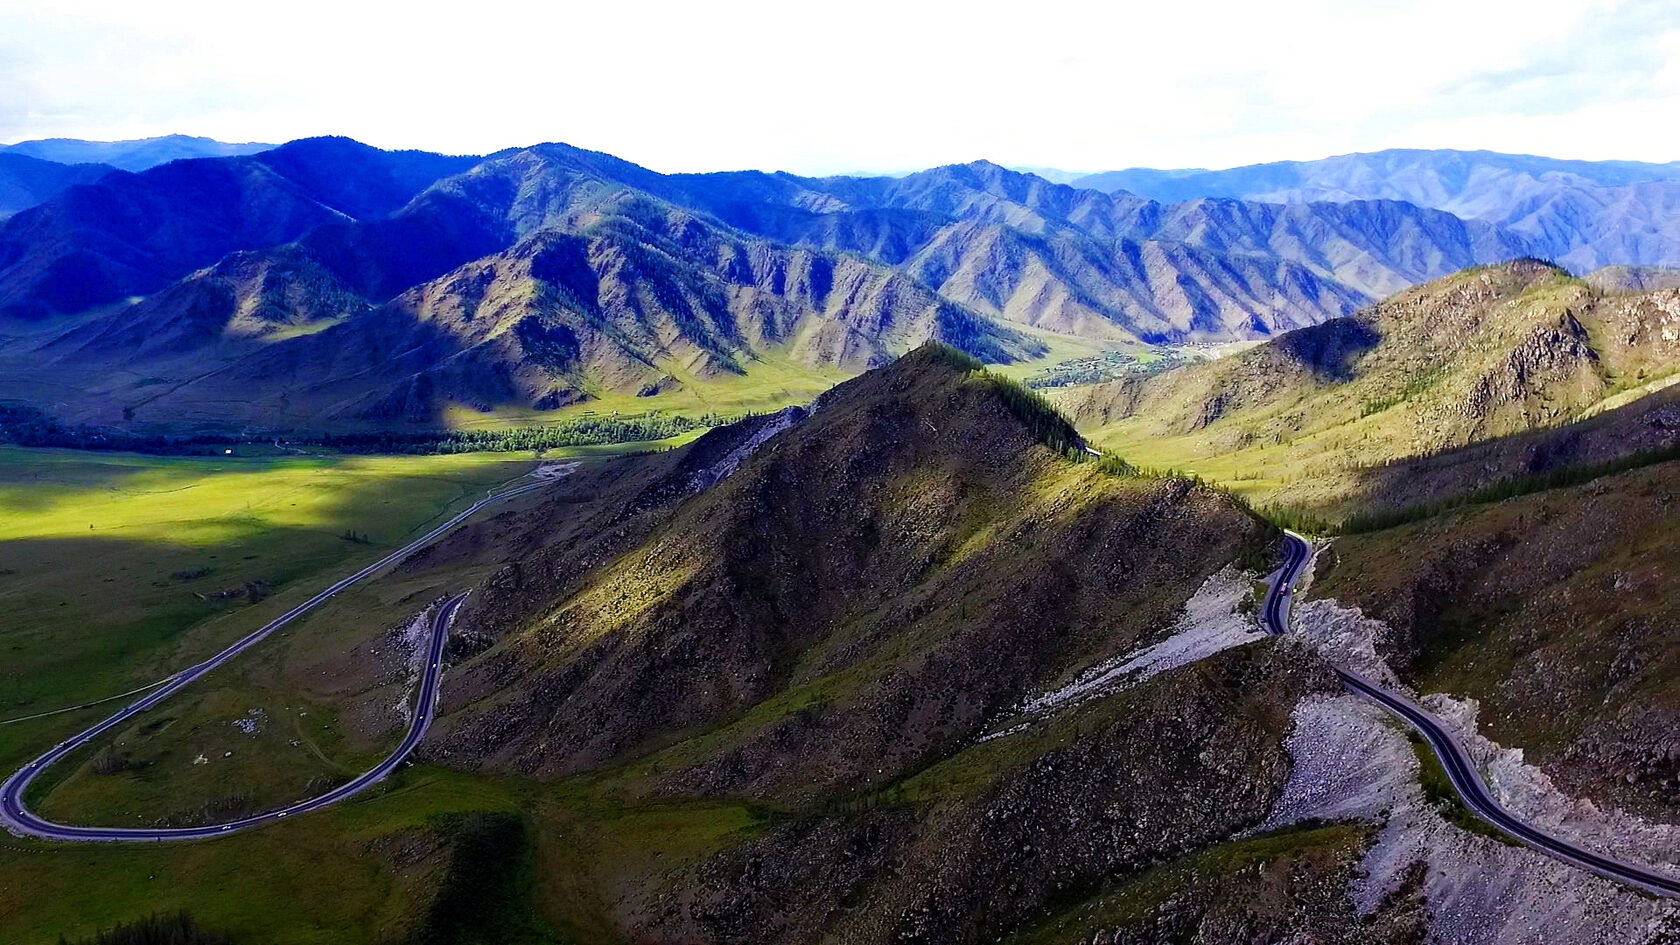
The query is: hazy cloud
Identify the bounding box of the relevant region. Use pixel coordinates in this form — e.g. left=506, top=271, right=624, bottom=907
left=0, top=0, right=1675, bottom=172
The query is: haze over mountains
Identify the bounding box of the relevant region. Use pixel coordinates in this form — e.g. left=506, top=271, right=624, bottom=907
left=1072, top=149, right=1680, bottom=272
left=0, top=136, right=277, bottom=219
left=2, top=136, right=1679, bottom=429
left=0, top=134, right=273, bottom=171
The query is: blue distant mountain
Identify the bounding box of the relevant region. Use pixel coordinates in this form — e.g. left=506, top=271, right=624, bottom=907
left=1071, top=149, right=1680, bottom=271
left=0, top=152, right=114, bottom=218
left=0, top=134, right=274, bottom=172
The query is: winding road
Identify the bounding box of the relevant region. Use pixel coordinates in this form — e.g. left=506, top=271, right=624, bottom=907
left=1267, top=530, right=1680, bottom=899
left=1, top=475, right=555, bottom=842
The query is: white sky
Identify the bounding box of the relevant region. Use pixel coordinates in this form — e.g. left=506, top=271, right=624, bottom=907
left=2, top=0, right=1677, bottom=174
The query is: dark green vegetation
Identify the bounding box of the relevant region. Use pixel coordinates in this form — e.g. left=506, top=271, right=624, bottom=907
left=403, top=813, right=558, bottom=945
left=0, top=404, right=712, bottom=455
left=0, top=447, right=535, bottom=774
left=888, top=343, right=1092, bottom=461
left=1003, top=823, right=1425, bottom=944
left=55, top=911, right=233, bottom=945
left=334, top=417, right=718, bottom=454
left=1, top=134, right=1677, bottom=944
left=971, top=369, right=1089, bottom=458
left=1050, top=258, right=1680, bottom=834
left=1406, top=735, right=1516, bottom=845
left=1339, top=439, right=1680, bottom=533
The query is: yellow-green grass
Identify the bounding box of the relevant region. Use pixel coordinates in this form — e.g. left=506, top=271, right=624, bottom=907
left=1081, top=393, right=1424, bottom=509
left=1, top=759, right=772, bottom=945
left=0, top=440, right=773, bottom=943
left=983, top=328, right=1147, bottom=383
left=0, top=445, right=648, bottom=774
left=442, top=349, right=852, bottom=430
left=444, top=334, right=1145, bottom=431
left=0, top=766, right=526, bottom=945
left=32, top=686, right=361, bottom=827
left=28, top=513, right=522, bottom=825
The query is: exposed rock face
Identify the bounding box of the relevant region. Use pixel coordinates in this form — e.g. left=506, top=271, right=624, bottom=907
left=626, top=644, right=1331, bottom=945
left=1312, top=460, right=1680, bottom=817
left=1446, top=311, right=1600, bottom=438
left=1264, top=695, right=1680, bottom=945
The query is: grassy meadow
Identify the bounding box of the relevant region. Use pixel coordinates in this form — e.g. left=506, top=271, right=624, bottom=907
left=0, top=448, right=532, bottom=747
left=0, top=440, right=724, bottom=944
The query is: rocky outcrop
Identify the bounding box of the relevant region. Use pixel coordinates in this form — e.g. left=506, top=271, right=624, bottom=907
left=626, top=643, right=1331, bottom=945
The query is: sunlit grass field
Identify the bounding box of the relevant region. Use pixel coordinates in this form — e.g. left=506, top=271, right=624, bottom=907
left=442, top=349, right=853, bottom=431
left=0, top=440, right=730, bottom=944
left=0, top=449, right=522, bottom=738
left=442, top=335, right=1147, bottom=431
left=0, top=444, right=693, bottom=769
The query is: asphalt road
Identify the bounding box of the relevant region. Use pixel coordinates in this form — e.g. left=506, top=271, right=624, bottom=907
left=1267, top=530, right=1680, bottom=899
left=1, top=476, right=552, bottom=842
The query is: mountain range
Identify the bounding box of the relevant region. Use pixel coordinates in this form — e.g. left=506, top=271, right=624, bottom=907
left=0, top=134, right=273, bottom=171
left=3, top=138, right=1680, bottom=430
left=1071, top=149, right=1680, bottom=272
left=0, top=136, right=279, bottom=220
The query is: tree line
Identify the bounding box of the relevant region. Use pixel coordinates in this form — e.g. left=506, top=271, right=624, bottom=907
left=0, top=405, right=728, bottom=456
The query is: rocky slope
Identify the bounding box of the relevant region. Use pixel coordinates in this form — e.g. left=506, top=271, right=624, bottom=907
left=0, top=141, right=1534, bottom=342
left=1333, top=382, right=1680, bottom=519
left=270, top=147, right=1490, bottom=343
left=1310, top=458, right=1680, bottom=821
left=6, top=138, right=1675, bottom=435
left=16, top=200, right=1035, bottom=427
left=426, top=346, right=1278, bottom=789
left=44, top=246, right=372, bottom=361
left=354, top=345, right=1379, bottom=942
left=670, top=159, right=1527, bottom=338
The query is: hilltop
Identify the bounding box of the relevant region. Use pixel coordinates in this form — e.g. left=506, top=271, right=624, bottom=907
left=1060, top=259, right=1680, bottom=515
left=412, top=346, right=1366, bottom=941
left=18, top=346, right=1422, bottom=943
